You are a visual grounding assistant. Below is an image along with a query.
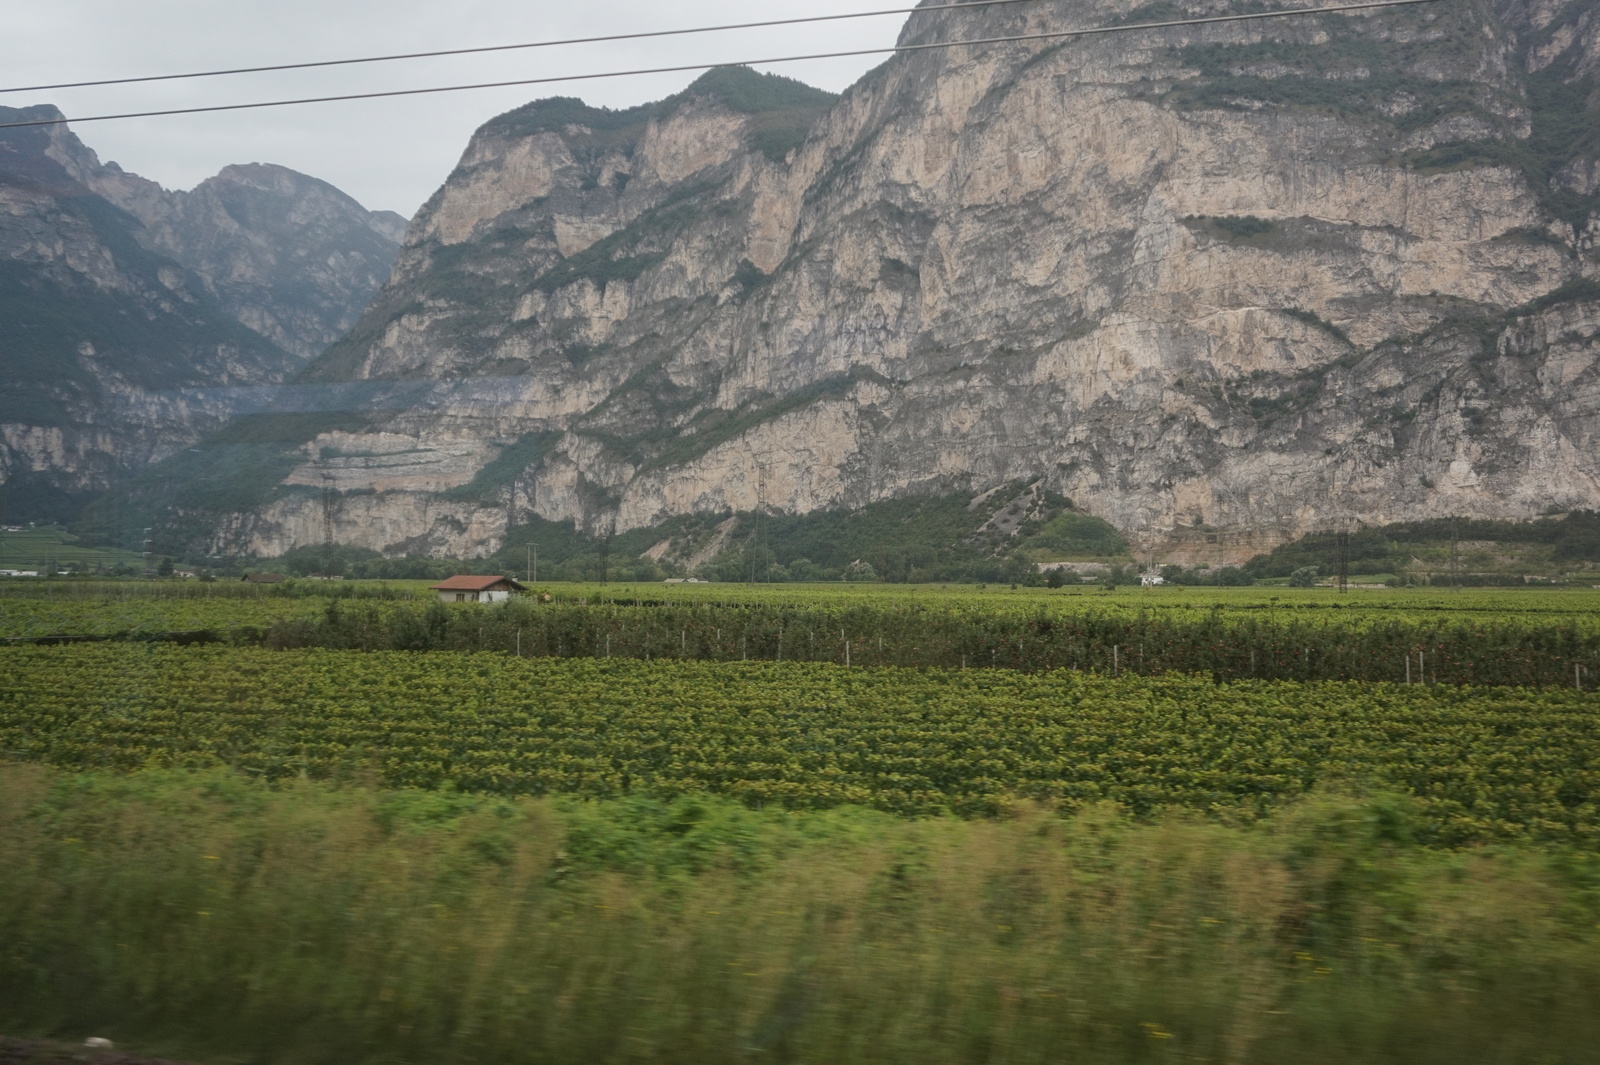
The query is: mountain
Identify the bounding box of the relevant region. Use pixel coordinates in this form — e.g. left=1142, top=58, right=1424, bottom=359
left=0, top=105, right=405, bottom=523
left=144, top=0, right=1600, bottom=562
left=83, top=158, right=407, bottom=359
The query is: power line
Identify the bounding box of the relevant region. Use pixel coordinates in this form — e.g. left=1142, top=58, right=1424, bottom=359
left=0, top=0, right=1048, bottom=96
left=0, top=0, right=1445, bottom=131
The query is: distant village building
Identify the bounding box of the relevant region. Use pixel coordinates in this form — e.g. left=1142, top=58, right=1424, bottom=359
left=431, top=575, right=526, bottom=603
left=241, top=573, right=287, bottom=584
left=1140, top=570, right=1166, bottom=587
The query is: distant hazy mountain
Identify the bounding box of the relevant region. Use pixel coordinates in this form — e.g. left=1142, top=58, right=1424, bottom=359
left=0, top=105, right=405, bottom=522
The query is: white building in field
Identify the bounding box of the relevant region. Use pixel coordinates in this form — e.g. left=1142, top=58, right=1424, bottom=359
left=430, top=575, right=526, bottom=603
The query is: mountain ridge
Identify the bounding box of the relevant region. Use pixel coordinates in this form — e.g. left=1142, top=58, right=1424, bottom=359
left=0, top=105, right=406, bottom=524
left=111, top=1, right=1600, bottom=561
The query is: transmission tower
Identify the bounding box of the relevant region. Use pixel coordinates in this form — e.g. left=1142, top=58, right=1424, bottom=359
left=744, top=452, right=774, bottom=584
left=321, top=473, right=338, bottom=579
left=1450, top=517, right=1461, bottom=594
left=754, top=460, right=766, bottom=584
left=0, top=474, right=9, bottom=570
left=1336, top=521, right=1350, bottom=593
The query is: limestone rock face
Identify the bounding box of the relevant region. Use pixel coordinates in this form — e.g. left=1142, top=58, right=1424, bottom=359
left=203, top=2, right=1600, bottom=557
left=0, top=106, right=404, bottom=520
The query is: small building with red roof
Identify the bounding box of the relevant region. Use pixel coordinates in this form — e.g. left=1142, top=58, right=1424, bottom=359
left=430, top=575, right=527, bottom=603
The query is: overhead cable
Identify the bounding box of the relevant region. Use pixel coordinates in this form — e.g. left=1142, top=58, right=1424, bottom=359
left=0, top=0, right=1446, bottom=131
left=0, top=0, right=1050, bottom=95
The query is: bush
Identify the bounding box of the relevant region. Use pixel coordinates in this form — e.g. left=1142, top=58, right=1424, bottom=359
left=1288, top=566, right=1320, bottom=588
left=843, top=560, right=879, bottom=583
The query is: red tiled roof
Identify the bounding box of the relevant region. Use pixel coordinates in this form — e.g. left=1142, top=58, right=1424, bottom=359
left=431, top=575, right=523, bottom=591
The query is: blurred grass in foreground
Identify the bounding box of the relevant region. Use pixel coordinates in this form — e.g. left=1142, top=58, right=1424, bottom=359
left=2, top=765, right=1598, bottom=1065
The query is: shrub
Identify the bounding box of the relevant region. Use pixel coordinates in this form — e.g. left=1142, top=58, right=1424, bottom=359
left=1288, top=566, right=1320, bottom=588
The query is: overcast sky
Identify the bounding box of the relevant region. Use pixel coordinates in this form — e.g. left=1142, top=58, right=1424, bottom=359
left=1, top=1, right=909, bottom=217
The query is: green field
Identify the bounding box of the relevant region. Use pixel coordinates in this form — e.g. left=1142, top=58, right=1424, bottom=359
left=0, top=580, right=1596, bottom=1064
left=4, top=582, right=1598, bottom=685
left=2, top=645, right=1595, bottom=843
left=573, top=580, right=1600, bottom=623
left=0, top=578, right=430, bottom=640
left=0, top=526, right=144, bottom=572
left=7, top=575, right=1600, bottom=615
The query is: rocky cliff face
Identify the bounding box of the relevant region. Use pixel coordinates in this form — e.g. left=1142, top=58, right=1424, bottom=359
left=187, top=0, right=1600, bottom=560
left=0, top=107, right=404, bottom=522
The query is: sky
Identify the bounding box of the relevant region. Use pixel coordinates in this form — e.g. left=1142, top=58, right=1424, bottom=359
left=0, top=0, right=909, bottom=217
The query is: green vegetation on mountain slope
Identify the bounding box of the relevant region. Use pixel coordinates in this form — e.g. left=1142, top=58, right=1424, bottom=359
left=482, top=65, right=836, bottom=162
left=1152, top=0, right=1600, bottom=227
left=476, top=485, right=1128, bottom=586
left=1244, top=511, right=1600, bottom=583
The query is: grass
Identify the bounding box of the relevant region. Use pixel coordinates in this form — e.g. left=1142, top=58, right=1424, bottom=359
left=1, top=764, right=1597, bottom=1065
left=8, top=577, right=1600, bottom=611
